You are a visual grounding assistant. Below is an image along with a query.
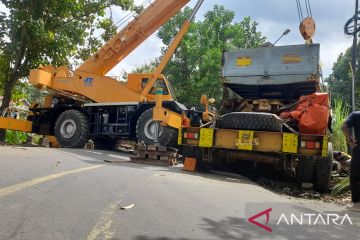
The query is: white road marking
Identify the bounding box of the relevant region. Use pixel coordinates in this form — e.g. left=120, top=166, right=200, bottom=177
left=86, top=202, right=119, bottom=240
left=83, top=150, right=103, bottom=155
left=107, top=154, right=130, bottom=161
left=0, top=165, right=103, bottom=198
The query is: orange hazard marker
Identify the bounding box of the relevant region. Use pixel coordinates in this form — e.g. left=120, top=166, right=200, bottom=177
left=183, top=157, right=197, bottom=172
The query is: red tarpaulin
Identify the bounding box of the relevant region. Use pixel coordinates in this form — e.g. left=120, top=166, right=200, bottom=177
left=280, top=93, right=330, bottom=135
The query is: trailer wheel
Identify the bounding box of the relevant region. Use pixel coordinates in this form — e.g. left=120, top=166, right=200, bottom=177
left=220, top=112, right=283, bottom=132
left=136, top=108, right=177, bottom=146
left=93, top=136, right=117, bottom=150
left=296, top=156, right=315, bottom=183
left=54, top=109, right=89, bottom=148
left=314, top=143, right=333, bottom=192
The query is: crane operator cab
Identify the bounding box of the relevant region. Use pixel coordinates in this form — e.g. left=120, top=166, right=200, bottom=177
left=126, top=73, right=174, bottom=102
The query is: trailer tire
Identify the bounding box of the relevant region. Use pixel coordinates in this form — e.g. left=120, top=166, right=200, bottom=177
left=314, top=143, right=333, bottom=193
left=296, top=156, right=315, bottom=183
left=136, top=108, right=178, bottom=147
left=54, top=109, right=89, bottom=148
left=220, top=112, right=283, bottom=132
left=93, top=136, right=117, bottom=150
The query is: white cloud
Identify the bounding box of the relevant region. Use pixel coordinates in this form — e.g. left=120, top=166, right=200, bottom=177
left=0, top=2, right=8, bottom=14
left=105, top=1, right=358, bottom=78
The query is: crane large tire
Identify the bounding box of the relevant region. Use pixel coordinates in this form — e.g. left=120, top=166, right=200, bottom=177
left=54, top=109, right=89, bottom=148
left=136, top=108, right=178, bottom=147
left=314, top=143, right=333, bottom=192
left=220, top=112, right=283, bottom=132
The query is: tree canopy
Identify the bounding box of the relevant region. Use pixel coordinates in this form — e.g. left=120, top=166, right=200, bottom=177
left=0, top=0, right=135, bottom=140
left=0, top=0, right=135, bottom=108
left=327, top=42, right=360, bottom=109
left=156, top=5, right=265, bottom=107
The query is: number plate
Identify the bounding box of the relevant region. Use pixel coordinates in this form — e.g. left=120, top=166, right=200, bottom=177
left=239, top=138, right=260, bottom=146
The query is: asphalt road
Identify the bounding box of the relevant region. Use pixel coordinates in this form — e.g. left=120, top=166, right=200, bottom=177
left=0, top=146, right=359, bottom=240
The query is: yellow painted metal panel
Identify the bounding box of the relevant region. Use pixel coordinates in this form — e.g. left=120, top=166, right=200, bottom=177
left=322, top=136, right=329, bottom=157
left=153, top=107, right=182, bottom=130
left=29, top=69, right=52, bottom=87
left=253, top=131, right=282, bottom=152
left=282, top=133, right=298, bottom=154
left=214, top=129, right=238, bottom=148
left=282, top=54, right=303, bottom=64
left=199, top=128, right=214, bottom=148
left=178, top=128, right=182, bottom=145
left=236, top=57, right=252, bottom=67
left=165, top=111, right=182, bottom=129
left=0, top=117, right=33, bottom=132
left=237, top=130, right=254, bottom=151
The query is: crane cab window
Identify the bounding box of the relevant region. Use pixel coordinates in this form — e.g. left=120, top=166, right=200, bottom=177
left=141, top=78, right=169, bottom=95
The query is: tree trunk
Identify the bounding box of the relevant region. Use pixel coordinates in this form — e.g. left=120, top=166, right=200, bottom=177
left=0, top=84, right=12, bottom=114
left=0, top=75, right=20, bottom=142
left=0, top=130, right=5, bottom=144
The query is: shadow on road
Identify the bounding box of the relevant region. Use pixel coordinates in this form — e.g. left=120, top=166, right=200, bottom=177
left=134, top=238, right=194, bottom=240
left=56, top=148, right=257, bottom=186
left=131, top=203, right=360, bottom=240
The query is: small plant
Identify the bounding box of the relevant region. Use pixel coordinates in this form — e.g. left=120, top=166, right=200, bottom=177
left=5, top=130, right=28, bottom=145
left=330, top=99, right=351, bottom=196
left=332, top=176, right=350, bottom=196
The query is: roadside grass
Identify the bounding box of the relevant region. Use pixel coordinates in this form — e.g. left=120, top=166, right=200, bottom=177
left=331, top=99, right=348, bottom=153
left=331, top=99, right=350, bottom=196
left=5, top=130, right=28, bottom=145
left=4, top=130, right=42, bottom=145
left=332, top=176, right=350, bottom=196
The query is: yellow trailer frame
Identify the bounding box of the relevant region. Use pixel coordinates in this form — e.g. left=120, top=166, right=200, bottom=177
left=179, top=127, right=328, bottom=157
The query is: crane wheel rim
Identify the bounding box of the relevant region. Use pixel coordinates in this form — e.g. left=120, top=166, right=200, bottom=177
left=60, top=119, right=77, bottom=139
left=144, top=119, right=164, bottom=140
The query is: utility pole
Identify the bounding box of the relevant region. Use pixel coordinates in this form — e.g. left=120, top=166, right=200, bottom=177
left=351, top=0, right=359, bottom=112
left=345, top=0, right=360, bottom=111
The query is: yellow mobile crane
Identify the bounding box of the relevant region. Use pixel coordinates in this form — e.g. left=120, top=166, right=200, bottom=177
left=0, top=0, right=205, bottom=148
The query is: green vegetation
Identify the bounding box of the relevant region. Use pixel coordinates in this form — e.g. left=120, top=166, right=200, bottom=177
left=332, top=176, right=350, bottom=196
left=331, top=99, right=349, bottom=153
left=327, top=42, right=360, bottom=109
left=5, top=130, right=28, bottom=145
left=329, top=99, right=350, bottom=197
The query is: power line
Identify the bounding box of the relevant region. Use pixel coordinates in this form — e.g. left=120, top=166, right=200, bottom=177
left=304, top=0, right=310, bottom=17
left=307, top=0, right=313, bottom=18
left=113, top=0, right=152, bottom=29
left=296, top=0, right=306, bottom=23
left=90, top=0, right=153, bottom=46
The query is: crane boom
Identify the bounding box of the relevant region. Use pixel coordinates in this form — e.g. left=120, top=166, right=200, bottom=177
left=142, top=0, right=204, bottom=98
left=77, top=0, right=189, bottom=76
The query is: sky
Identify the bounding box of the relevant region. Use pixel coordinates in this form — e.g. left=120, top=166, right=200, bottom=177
left=0, top=1, right=355, bottom=78
left=108, top=0, right=356, bottom=79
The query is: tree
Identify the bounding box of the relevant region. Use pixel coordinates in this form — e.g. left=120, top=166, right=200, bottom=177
left=133, top=60, right=157, bottom=74
left=0, top=0, right=135, bottom=141
left=157, top=5, right=265, bottom=107
left=327, top=41, right=360, bottom=109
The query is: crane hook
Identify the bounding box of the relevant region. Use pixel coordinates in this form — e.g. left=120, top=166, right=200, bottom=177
left=299, top=17, right=316, bottom=43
